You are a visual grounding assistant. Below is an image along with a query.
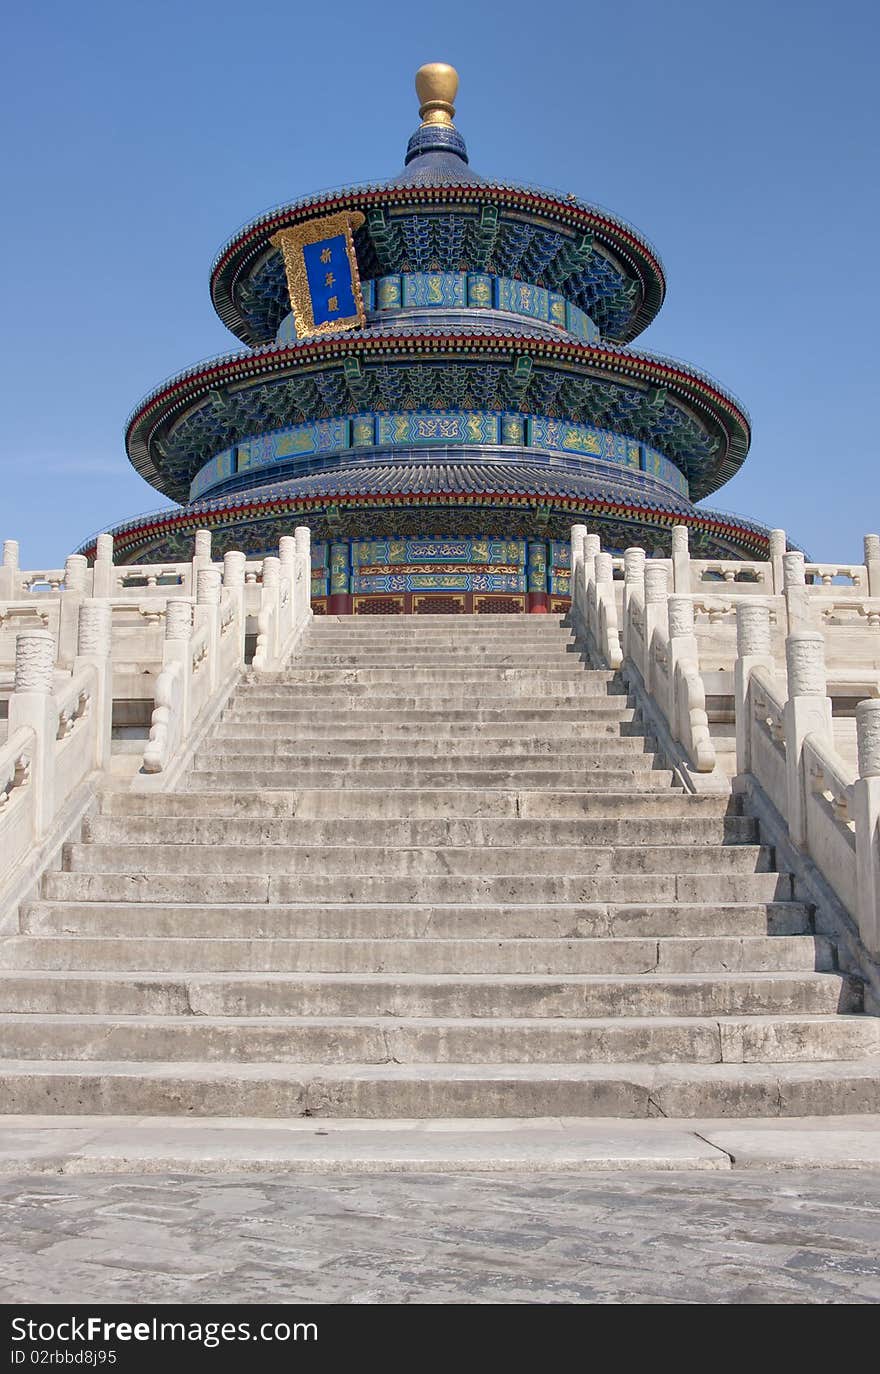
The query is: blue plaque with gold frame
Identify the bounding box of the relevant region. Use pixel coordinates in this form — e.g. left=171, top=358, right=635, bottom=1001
left=270, top=211, right=366, bottom=339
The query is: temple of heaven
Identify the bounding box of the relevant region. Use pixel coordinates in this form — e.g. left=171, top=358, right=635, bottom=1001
left=84, top=62, right=769, bottom=614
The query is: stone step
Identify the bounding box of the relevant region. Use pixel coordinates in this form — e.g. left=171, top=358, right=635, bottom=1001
left=101, top=789, right=714, bottom=821
left=222, top=706, right=634, bottom=727
left=0, top=1013, right=871, bottom=1065
left=301, top=636, right=585, bottom=651
left=267, top=668, right=606, bottom=685
left=309, top=614, right=572, bottom=627
left=0, top=934, right=827, bottom=975
left=296, top=647, right=590, bottom=660
left=41, top=870, right=794, bottom=905
left=270, top=629, right=597, bottom=643
left=185, top=767, right=678, bottom=792
left=308, top=621, right=574, bottom=630
left=236, top=684, right=629, bottom=702
left=306, top=623, right=579, bottom=635
left=315, top=614, right=571, bottom=624
left=22, top=900, right=810, bottom=940
left=1, top=1059, right=877, bottom=1118
left=301, top=638, right=579, bottom=652
left=219, top=714, right=641, bottom=737
left=188, top=752, right=665, bottom=773
left=228, top=695, right=635, bottom=715
left=221, top=697, right=632, bottom=719
left=265, top=639, right=601, bottom=653
left=303, top=625, right=581, bottom=640
left=0, top=970, right=856, bottom=1018
left=288, top=657, right=592, bottom=670
left=196, top=737, right=659, bottom=760
left=306, top=621, right=575, bottom=635
left=81, top=814, right=759, bottom=848
left=8, top=1115, right=880, bottom=1173
left=299, top=647, right=586, bottom=663
left=63, top=841, right=774, bottom=878
left=15, top=609, right=867, bottom=1137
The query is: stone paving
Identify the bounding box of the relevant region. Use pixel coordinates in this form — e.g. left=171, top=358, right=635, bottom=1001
left=0, top=1169, right=879, bottom=1304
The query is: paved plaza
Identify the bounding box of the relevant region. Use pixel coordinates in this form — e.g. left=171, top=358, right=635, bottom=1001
left=0, top=1167, right=878, bottom=1304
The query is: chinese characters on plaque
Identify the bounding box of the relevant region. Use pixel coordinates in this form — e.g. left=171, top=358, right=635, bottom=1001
left=270, top=211, right=366, bottom=339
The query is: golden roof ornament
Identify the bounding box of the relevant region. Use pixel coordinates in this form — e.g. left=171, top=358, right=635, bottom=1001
left=415, top=62, right=458, bottom=128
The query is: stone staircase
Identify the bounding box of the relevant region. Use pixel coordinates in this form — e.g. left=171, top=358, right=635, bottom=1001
left=1, top=613, right=878, bottom=1120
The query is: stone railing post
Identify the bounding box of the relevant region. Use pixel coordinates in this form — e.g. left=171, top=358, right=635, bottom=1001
left=667, top=594, right=696, bottom=697
left=852, top=699, right=880, bottom=956
left=166, top=597, right=194, bottom=734
left=196, top=567, right=222, bottom=604
left=64, top=555, right=89, bottom=595
left=570, top=524, right=587, bottom=615
left=92, top=534, right=114, bottom=598
left=165, top=598, right=193, bottom=642
left=276, top=540, right=296, bottom=642
left=76, top=601, right=112, bottom=656
left=196, top=566, right=222, bottom=689
left=278, top=536, right=296, bottom=579
left=671, top=525, right=690, bottom=592
left=582, top=535, right=601, bottom=642
left=143, top=599, right=192, bottom=776
left=261, top=556, right=282, bottom=665
left=864, top=534, right=880, bottom=599
left=622, top=546, right=645, bottom=659
left=769, top=529, right=787, bottom=595
left=192, top=529, right=213, bottom=593
left=783, top=550, right=811, bottom=632
left=0, top=539, right=20, bottom=600
left=57, top=554, right=91, bottom=668
left=667, top=596, right=694, bottom=634
left=594, top=552, right=621, bottom=668
left=667, top=595, right=712, bottom=769
left=594, top=552, right=613, bottom=585
left=222, top=551, right=246, bottom=590
left=583, top=534, right=600, bottom=592
left=279, top=533, right=296, bottom=575
left=294, top=526, right=312, bottom=626
left=8, top=630, right=57, bottom=837
left=783, top=629, right=832, bottom=849
left=222, top=551, right=247, bottom=661
left=734, top=600, right=774, bottom=776
left=74, top=600, right=113, bottom=769
left=643, top=561, right=669, bottom=695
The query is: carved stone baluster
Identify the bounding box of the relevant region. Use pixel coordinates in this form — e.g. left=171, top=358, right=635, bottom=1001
left=783, top=630, right=831, bottom=849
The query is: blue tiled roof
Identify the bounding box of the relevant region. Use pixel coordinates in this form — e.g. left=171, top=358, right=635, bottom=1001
left=188, top=459, right=696, bottom=516
left=399, top=125, right=486, bottom=184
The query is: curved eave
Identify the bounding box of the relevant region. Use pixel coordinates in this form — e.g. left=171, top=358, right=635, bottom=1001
left=126, top=329, right=750, bottom=504
left=209, top=183, right=666, bottom=347
left=80, top=488, right=772, bottom=563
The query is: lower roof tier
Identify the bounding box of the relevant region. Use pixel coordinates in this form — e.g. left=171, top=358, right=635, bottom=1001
left=82, top=458, right=773, bottom=564
left=126, top=325, right=750, bottom=504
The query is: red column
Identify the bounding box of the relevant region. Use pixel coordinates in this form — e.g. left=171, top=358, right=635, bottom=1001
left=527, top=539, right=549, bottom=613
left=328, top=540, right=352, bottom=614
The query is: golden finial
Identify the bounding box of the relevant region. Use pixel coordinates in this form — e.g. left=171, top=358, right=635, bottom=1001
left=415, top=62, right=459, bottom=128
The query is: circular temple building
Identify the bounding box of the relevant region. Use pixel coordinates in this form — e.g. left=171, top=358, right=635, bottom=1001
left=85, top=63, right=769, bottom=614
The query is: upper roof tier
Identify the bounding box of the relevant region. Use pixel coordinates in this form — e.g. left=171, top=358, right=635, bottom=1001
left=210, top=66, right=666, bottom=350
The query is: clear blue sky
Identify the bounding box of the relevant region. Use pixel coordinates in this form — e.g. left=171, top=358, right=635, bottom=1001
left=2, top=0, right=877, bottom=566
